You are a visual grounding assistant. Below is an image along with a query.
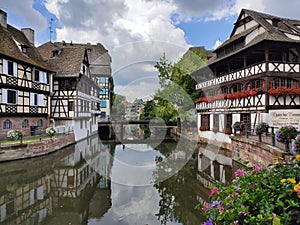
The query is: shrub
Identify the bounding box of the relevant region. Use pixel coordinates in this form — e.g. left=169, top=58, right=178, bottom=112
left=46, top=127, right=56, bottom=137
left=7, top=130, right=23, bottom=140
left=197, top=155, right=300, bottom=225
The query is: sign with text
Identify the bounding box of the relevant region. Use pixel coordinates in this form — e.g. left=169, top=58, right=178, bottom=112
left=269, top=110, right=300, bottom=127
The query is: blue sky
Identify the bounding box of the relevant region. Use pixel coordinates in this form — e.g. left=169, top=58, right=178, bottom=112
left=2, top=0, right=300, bottom=101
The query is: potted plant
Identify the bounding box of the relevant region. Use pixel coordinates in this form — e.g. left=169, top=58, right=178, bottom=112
left=199, top=125, right=209, bottom=131
left=255, top=122, right=269, bottom=135
left=276, top=125, right=298, bottom=152
left=224, top=127, right=232, bottom=134
left=232, top=121, right=244, bottom=131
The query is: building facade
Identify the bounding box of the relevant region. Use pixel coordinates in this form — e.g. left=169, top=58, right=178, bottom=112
left=194, top=9, right=300, bottom=144
left=38, top=41, right=110, bottom=141
left=0, top=9, right=53, bottom=139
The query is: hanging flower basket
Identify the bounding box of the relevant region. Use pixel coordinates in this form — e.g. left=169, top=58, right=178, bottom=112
left=268, top=87, right=300, bottom=96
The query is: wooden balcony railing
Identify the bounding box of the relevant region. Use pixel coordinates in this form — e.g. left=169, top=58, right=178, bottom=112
left=196, top=61, right=300, bottom=90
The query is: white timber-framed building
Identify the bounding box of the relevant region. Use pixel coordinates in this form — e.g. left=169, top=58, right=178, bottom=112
left=193, top=9, right=300, bottom=145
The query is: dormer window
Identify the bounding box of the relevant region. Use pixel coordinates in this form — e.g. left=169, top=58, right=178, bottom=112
left=272, top=18, right=280, bottom=27
left=21, top=45, right=28, bottom=53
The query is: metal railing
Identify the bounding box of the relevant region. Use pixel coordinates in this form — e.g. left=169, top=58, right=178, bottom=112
left=233, top=124, right=294, bottom=152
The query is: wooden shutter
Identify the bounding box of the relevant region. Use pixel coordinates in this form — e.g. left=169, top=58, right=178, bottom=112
left=2, top=89, right=7, bottom=103
left=38, top=94, right=44, bottom=106
left=13, top=62, right=18, bottom=77
left=3, top=59, right=8, bottom=75
left=30, top=93, right=34, bottom=106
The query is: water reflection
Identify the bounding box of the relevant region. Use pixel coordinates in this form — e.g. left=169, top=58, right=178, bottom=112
left=0, top=136, right=233, bottom=225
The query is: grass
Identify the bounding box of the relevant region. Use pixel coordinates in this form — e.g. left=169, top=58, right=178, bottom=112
left=0, top=134, right=60, bottom=146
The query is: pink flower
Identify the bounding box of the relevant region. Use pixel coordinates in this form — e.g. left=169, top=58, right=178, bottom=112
left=238, top=211, right=247, bottom=216
left=234, top=169, right=247, bottom=178
left=234, top=220, right=239, bottom=225
left=210, top=186, right=219, bottom=196
left=253, top=165, right=263, bottom=173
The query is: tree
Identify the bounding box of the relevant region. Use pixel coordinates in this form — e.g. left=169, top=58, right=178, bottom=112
left=111, top=94, right=126, bottom=120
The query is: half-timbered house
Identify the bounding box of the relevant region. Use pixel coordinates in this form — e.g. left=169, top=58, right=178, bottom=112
left=0, top=9, right=53, bottom=139
left=194, top=9, right=300, bottom=144
left=38, top=41, right=110, bottom=141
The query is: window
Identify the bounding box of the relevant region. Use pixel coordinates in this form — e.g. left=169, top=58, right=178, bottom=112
left=100, top=100, right=106, bottom=108
left=100, top=88, right=106, bottom=95
left=3, top=119, right=12, bottom=129
left=241, top=113, right=251, bottom=131
left=225, top=114, right=232, bottom=129
left=21, top=46, right=28, bottom=53
left=37, top=119, right=43, bottom=127
left=22, top=119, right=29, bottom=128
left=68, top=101, right=75, bottom=111
left=201, top=115, right=210, bottom=129
left=34, top=69, right=40, bottom=82
left=30, top=93, right=43, bottom=106
left=99, top=77, right=106, bottom=83
left=213, top=114, right=219, bottom=130
left=3, top=59, right=17, bottom=76
left=2, top=89, right=18, bottom=104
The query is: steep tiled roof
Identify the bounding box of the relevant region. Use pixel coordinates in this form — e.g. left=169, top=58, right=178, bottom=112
left=38, top=42, right=110, bottom=77
left=0, top=25, right=51, bottom=70
left=215, top=9, right=300, bottom=54
left=38, top=42, right=86, bottom=77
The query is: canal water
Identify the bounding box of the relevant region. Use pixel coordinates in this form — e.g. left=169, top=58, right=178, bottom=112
left=0, top=134, right=233, bottom=225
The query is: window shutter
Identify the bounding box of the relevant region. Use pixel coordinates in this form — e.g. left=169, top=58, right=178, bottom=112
left=38, top=94, right=44, bottom=106
left=13, top=62, right=18, bottom=77
left=43, top=72, right=46, bottom=84
left=32, top=68, right=35, bottom=81
left=3, top=59, right=8, bottom=75
left=2, top=89, right=7, bottom=104
left=15, top=90, right=18, bottom=105
left=30, top=93, right=34, bottom=106
left=40, top=71, right=45, bottom=83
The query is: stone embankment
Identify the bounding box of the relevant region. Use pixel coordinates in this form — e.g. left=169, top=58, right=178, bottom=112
left=0, top=134, right=75, bottom=162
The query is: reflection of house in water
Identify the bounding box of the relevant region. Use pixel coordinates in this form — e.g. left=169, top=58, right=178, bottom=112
left=0, top=156, right=56, bottom=225
left=0, top=136, right=113, bottom=225
left=197, top=147, right=233, bottom=205
left=48, top=135, right=113, bottom=224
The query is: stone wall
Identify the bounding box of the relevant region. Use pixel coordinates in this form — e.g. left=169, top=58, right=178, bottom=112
left=230, top=136, right=291, bottom=166
left=0, top=134, right=75, bottom=162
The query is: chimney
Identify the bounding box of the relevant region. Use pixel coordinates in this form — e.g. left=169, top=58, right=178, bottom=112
left=21, top=28, right=34, bottom=46
left=0, top=9, right=7, bottom=29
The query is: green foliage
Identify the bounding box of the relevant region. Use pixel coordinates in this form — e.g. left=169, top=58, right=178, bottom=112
left=198, top=155, right=300, bottom=225
left=276, top=125, right=298, bottom=143
left=108, top=76, right=115, bottom=109
left=154, top=53, right=173, bottom=88
left=111, top=94, right=126, bottom=119
left=45, top=127, right=56, bottom=137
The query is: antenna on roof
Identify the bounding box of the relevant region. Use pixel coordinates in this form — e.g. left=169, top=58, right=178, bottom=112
left=49, top=18, right=54, bottom=42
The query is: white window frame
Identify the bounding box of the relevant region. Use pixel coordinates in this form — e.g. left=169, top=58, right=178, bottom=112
left=30, top=93, right=44, bottom=106
left=2, top=89, right=18, bottom=105
left=3, top=59, right=17, bottom=77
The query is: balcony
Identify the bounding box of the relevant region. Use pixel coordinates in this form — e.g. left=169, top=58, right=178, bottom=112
left=196, top=61, right=300, bottom=90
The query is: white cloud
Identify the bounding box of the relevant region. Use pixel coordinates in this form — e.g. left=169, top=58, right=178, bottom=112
left=213, top=39, right=223, bottom=50
left=0, top=0, right=47, bottom=31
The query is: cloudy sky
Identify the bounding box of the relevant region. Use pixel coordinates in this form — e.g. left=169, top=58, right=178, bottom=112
left=2, top=0, right=300, bottom=101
